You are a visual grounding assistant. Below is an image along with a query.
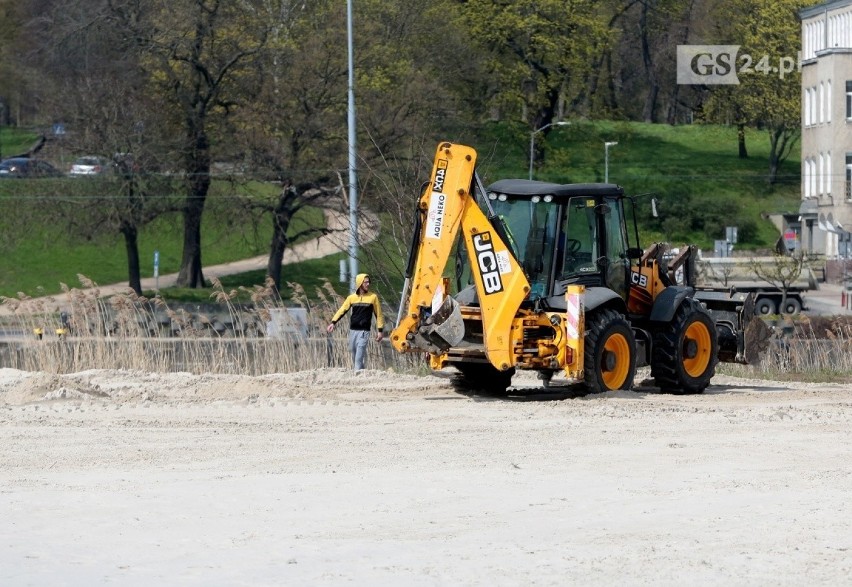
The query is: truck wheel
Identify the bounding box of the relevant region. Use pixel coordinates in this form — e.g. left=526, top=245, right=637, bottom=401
left=651, top=299, right=718, bottom=393
left=450, top=363, right=515, bottom=396
left=753, top=298, right=777, bottom=316
left=584, top=309, right=636, bottom=393
left=782, top=298, right=802, bottom=315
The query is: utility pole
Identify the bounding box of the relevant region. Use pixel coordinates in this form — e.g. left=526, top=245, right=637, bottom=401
left=347, top=0, right=358, bottom=290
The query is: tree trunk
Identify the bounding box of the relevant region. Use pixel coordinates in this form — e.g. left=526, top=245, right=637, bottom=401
left=120, top=221, right=142, bottom=295
left=768, top=127, right=783, bottom=185
left=531, top=88, right=561, bottom=171
left=738, top=123, right=748, bottom=159
left=178, top=202, right=206, bottom=287
left=267, top=188, right=293, bottom=296
left=767, top=125, right=798, bottom=186
left=666, top=0, right=696, bottom=125
left=640, top=1, right=659, bottom=123
left=267, top=223, right=288, bottom=296
left=176, top=124, right=211, bottom=288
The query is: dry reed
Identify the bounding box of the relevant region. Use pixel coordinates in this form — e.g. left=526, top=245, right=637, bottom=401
left=719, top=315, right=852, bottom=382
left=5, top=278, right=847, bottom=382
left=0, top=276, right=425, bottom=376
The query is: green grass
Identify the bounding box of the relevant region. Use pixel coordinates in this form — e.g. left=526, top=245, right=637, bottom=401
left=0, top=126, right=38, bottom=159
left=1, top=121, right=802, bottom=304
left=0, top=176, right=323, bottom=298
left=474, top=120, right=801, bottom=250
left=153, top=253, right=351, bottom=303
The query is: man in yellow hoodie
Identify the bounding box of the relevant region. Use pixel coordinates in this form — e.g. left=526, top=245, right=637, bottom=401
left=327, top=273, right=385, bottom=370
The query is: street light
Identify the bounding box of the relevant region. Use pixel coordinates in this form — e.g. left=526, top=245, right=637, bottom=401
left=604, top=141, right=618, bottom=183
left=346, top=0, right=358, bottom=290
left=529, top=121, right=570, bottom=180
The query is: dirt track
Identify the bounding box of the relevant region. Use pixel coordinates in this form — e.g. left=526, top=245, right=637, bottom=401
left=1, top=368, right=851, bottom=585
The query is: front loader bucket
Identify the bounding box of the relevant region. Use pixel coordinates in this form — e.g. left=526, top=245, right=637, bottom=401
left=694, top=289, right=771, bottom=364
left=742, top=314, right=772, bottom=364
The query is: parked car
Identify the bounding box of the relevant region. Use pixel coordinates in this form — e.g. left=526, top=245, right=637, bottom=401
left=0, top=157, right=63, bottom=178
left=68, top=156, right=112, bottom=176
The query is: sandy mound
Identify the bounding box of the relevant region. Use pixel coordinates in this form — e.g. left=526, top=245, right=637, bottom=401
left=0, top=367, right=458, bottom=406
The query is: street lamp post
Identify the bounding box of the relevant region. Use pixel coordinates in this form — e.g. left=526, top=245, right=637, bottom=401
left=604, top=141, right=618, bottom=183
left=346, top=0, right=358, bottom=290
left=529, top=121, right=569, bottom=180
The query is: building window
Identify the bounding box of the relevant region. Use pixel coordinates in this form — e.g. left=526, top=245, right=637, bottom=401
left=811, top=158, right=817, bottom=197
left=811, top=86, right=817, bottom=124
left=820, top=82, right=825, bottom=123
left=828, top=80, right=832, bottom=122
left=827, top=151, right=832, bottom=195
left=846, top=154, right=852, bottom=201
left=804, top=158, right=810, bottom=198
left=804, top=159, right=809, bottom=198
left=846, top=81, right=852, bottom=119
left=805, top=89, right=810, bottom=126
left=820, top=153, right=825, bottom=195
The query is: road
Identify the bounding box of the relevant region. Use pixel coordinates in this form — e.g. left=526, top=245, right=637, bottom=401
left=802, top=281, right=852, bottom=316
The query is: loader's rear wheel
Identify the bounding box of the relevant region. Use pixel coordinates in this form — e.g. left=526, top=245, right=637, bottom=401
left=584, top=309, right=636, bottom=393
left=651, top=299, right=718, bottom=393
left=450, top=363, right=515, bottom=396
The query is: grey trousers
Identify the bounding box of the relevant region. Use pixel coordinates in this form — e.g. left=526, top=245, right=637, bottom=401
left=348, top=329, right=370, bottom=370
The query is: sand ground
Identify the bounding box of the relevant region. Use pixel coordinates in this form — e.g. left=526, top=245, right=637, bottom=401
left=1, top=367, right=851, bottom=585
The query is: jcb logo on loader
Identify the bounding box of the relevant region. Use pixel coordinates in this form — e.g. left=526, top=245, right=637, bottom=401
left=473, top=232, right=504, bottom=294
left=631, top=271, right=648, bottom=288
left=434, top=159, right=447, bottom=193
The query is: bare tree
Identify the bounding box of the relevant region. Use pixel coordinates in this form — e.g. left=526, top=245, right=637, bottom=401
left=749, top=253, right=807, bottom=314
left=103, top=0, right=271, bottom=288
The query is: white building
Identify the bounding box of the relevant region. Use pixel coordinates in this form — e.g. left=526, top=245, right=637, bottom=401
left=800, top=0, right=852, bottom=273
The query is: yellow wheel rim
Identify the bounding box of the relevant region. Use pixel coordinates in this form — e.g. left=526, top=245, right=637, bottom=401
left=683, top=321, right=712, bottom=378
left=601, top=332, right=631, bottom=389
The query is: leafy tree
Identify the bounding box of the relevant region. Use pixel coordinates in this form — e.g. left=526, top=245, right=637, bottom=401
left=231, top=0, right=477, bottom=296
left=0, top=0, right=40, bottom=129
left=104, top=0, right=271, bottom=288
left=457, top=0, right=609, bottom=169
left=709, top=0, right=803, bottom=183
left=18, top=0, right=185, bottom=294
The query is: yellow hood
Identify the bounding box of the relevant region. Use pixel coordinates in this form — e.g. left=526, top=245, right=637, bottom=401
left=355, top=273, right=368, bottom=290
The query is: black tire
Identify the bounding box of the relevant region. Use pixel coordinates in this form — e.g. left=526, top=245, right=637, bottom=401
left=754, top=297, right=777, bottom=316
left=651, top=299, right=718, bottom=393
left=782, top=297, right=802, bottom=315
left=450, top=362, right=515, bottom=395
left=583, top=309, right=636, bottom=393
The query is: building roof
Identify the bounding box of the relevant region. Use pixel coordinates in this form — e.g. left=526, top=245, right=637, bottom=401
left=801, top=0, right=852, bottom=20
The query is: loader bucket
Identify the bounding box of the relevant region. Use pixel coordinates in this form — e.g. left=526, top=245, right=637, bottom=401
left=693, top=290, right=771, bottom=364
left=743, top=314, right=772, bottom=365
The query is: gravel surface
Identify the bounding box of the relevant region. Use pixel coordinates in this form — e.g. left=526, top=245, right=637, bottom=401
left=2, top=367, right=851, bottom=585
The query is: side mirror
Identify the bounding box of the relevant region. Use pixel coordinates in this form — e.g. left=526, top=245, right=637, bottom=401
left=626, top=247, right=643, bottom=259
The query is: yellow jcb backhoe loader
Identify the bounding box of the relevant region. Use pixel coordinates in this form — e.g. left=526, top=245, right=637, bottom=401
left=391, top=142, right=769, bottom=394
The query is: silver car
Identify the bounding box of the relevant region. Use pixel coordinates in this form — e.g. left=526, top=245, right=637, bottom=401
left=68, top=156, right=112, bottom=176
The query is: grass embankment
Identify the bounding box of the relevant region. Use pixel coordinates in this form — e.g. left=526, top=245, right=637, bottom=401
left=475, top=120, right=801, bottom=250
left=2, top=121, right=800, bottom=302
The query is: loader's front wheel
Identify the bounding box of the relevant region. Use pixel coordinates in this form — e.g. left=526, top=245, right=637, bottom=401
left=584, top=309, right=636, bottom=393
left=651, top=298, right=718, bottom=393
left=450, top=362, right=515, bottom=396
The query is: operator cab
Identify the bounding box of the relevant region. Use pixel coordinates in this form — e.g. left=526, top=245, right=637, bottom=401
left=455, top=179, right=641, bottom=311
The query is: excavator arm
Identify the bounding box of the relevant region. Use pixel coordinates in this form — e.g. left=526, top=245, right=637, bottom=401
left=391, top=142, right=530, bottom=371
